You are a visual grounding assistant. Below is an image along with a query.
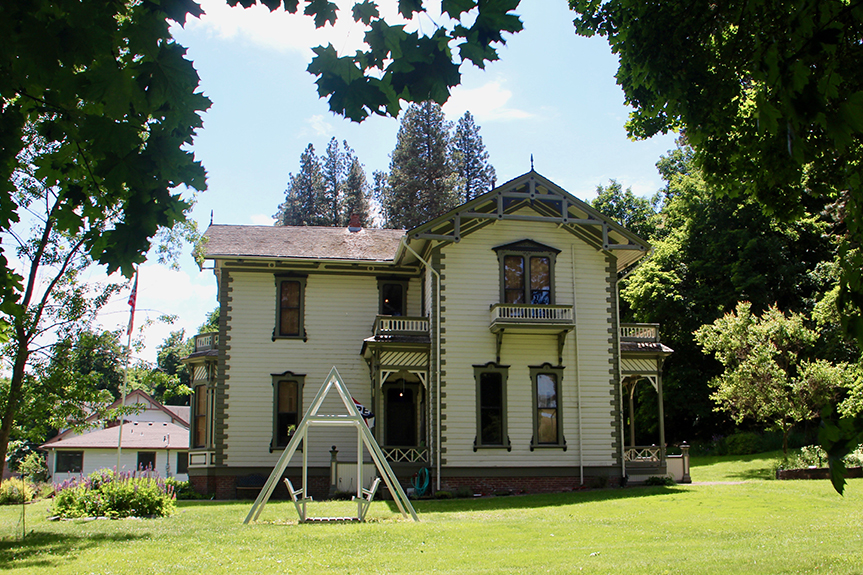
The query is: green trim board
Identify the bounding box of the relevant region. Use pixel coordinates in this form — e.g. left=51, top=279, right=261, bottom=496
left=244, top=366, right=418, bottom=524
left=473, top=363, right=511, bottom=452
left=529, top=363, right=566, bottom=451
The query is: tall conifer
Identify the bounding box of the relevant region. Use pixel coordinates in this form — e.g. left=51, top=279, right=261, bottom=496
left=384, top=102, right=458, bottom=229
left=453, top=111, right=496, bottom=202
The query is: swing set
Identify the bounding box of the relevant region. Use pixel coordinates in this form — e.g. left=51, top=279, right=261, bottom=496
left=244, top=367, right=419, bottom=524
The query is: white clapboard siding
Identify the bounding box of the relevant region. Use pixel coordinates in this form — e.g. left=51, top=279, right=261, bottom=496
left=439, top=214, right=616, bottom=468
left=50, top=449, right=188, bottom=484
left=223, top=272, right=380, bottom=468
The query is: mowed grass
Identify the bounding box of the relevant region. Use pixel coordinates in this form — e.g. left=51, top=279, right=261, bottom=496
left=1, top=466, right=860, bottom=574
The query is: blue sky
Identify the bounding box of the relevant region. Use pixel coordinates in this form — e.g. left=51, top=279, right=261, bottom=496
left=98, top=1, right=678, bottom=365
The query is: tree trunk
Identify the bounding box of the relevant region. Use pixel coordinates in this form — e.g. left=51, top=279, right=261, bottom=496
left=0, top=334, right=30, bottom=484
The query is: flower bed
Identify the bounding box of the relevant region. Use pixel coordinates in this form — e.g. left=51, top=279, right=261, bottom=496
left=52, top=468, right=175, bottom=518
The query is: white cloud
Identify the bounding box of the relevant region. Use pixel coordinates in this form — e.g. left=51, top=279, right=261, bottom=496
left=185, top=0, right=380, bottom=58
left=250, top=213, right=276, bottom=225
left=444, top=79, right=534, bottom=122
left=302, top=114, right=336, bottom=138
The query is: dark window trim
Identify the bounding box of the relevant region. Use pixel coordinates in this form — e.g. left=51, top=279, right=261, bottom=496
left=273, top=275, right=307, bottom=341
left=137, top=451, right=157, bottom=471
left=56, top=450, right=83, bottom=473
left=192, top=384, right=208, bottom=449
left=473, top=362, right=511, bottom=451
left=176, top=451, right=189, bottom=474
left=530, top=363, right=566, bottom=450
left=494, top=241, right=558, bottom=305
left=271, top=371, right=305, bottom=452
left=377, top=278, right=410, bottom=317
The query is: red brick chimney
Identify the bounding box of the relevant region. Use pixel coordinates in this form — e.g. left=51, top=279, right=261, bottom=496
left=348, top=214, right=362, bottom=232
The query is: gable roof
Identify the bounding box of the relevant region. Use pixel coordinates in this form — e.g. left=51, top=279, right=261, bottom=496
left=41, top=421, right=188, bottom=450
left=50, top=389, right=189, bottom=443
left=401, top=171, right=651, bottom=273
left=204, top=225, right=406, bottom=262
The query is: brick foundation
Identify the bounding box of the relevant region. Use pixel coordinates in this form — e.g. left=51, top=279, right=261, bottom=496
left=190, top=471, right=330, bottom=500
left=440, top=474, right=619, bottom=495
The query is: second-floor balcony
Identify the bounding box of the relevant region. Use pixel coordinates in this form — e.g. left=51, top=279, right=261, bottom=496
left=372, top=316, right=430, bottom=337
left=488, top=303, right=575, bottom=334
left=194, top=332, right=219, bottom=352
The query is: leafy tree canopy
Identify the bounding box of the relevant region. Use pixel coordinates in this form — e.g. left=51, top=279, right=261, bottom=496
left=233, top=0, right=523, bottom=121
left=695, top=302, right=853, bottom=457
left=569, top=0, right=863, bottom=344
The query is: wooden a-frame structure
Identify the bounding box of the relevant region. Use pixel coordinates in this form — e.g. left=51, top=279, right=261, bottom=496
left=244, top=367, right=418, bottom=524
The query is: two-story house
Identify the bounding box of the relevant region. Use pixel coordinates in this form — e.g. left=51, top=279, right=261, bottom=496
left=184, top=170, right=673, bottom=499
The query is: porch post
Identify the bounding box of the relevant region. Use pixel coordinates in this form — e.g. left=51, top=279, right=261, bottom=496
left=628, top=379, right=637, bottom=449
left=657, top=362, right=666, bottom=461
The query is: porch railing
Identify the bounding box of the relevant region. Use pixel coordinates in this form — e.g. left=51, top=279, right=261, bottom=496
left=620, top=323, right=660, bottom=343
left=382, top=447, right=430, bottom=464
left=373, top=316, right=430, bottom=337
left=624, top=445, right=662, bottom=463
left=489, top=304, right=574, bottom=324
left=194, top=332, right=219, bottom=352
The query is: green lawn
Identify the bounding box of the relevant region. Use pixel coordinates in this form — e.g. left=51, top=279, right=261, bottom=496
left=1, top=465, right=861, bottom=574
left=690, top=450, right=785, bottom=482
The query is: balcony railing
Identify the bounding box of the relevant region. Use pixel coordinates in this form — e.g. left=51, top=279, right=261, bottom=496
left=624, top=445, right=662, bottom=463
left=382, top=447, right=430, bottom=464
left=194, top=332, right=219, bottom=352
left=373, top=316, right=430, bottom=337
left=489, top=304, right=574, bottom=329
left=620, top=323, right=660, bottom=343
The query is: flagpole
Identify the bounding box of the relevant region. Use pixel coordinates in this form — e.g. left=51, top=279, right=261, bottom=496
left=118, top=268, right=138, bottom=472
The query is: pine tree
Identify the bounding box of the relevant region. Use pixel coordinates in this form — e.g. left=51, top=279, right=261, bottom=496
left=453, top=111, right=496, bottom=202
left=384, top=101, right=459, bottom=229
left=321, top=137, right=346, bottom=226
left=371, top=170, right=391, bottom=228
left=274, top=144, right=327, bottom=226
left=342, top=151, right=372, bottom=227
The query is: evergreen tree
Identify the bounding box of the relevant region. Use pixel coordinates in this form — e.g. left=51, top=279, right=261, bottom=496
left=371, top=170, right=391, bottom=228
left=453, top=111, right=496, bottom=202
left=275, top=144, right=327, bottom=226
left=384, top=102, right=459, bottom=229
left=342, top=151, right=372, bottom=227
left=321, top=137, right=346, bottom=226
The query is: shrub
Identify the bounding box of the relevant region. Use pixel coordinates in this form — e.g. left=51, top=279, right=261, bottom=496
left=18, top=452, right=48, bottom=483
left=52, top=468, right=175, bottom=518
left=164, top=478, right=202, bottom=500
left=643, top=476, right=676, bottom=487
left=725, top=432, right=762, bottom=455
left=0, top=478, right=35, bottom=504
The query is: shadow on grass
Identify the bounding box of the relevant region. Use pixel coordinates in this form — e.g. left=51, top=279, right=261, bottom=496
left=690, top=451, right=781, bottom=481
left=0, top=531, right=145, bottom=570
left=384, top=484, right=691, bottom=514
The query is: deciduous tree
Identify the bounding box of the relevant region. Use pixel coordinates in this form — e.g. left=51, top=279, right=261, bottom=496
left=0, top=0, right=209, bottom=475
left=695, top=302, right=851, bottom=456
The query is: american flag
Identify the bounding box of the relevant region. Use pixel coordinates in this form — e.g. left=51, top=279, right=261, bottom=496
left=127, top=268, right=138, bottom=336
left=353, top=397, right=374, bottom=427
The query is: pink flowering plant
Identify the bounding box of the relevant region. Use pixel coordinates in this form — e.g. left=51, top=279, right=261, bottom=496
left=52, top=468, right=175, bottom=518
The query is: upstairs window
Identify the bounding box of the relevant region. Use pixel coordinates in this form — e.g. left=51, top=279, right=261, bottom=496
left=274, top=276, right=306, bottom=339
left=378, top=279, right=408, bottom=316
left=494, top=240, right=559, bottom=305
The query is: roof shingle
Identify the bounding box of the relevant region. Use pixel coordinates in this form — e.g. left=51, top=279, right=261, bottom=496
left=204, top=224, right=406, bottom=261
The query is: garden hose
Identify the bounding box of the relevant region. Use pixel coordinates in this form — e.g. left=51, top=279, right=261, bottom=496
left=411, top=467, right=430, bottom=497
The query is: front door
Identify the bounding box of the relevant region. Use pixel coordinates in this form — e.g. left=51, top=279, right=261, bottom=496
left=384, top=382, right=417, bottom=447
